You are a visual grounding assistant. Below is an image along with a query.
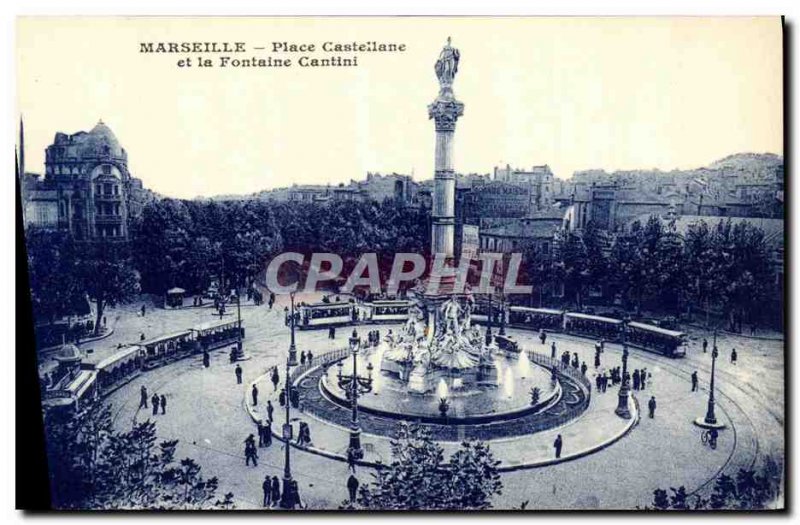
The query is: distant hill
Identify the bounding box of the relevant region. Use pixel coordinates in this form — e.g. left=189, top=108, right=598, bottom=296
left=708, top=152, right=784, bottom=172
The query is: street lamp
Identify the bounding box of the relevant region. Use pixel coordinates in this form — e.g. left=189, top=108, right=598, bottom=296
left=694, top=329, right=726, bottom=429
left=615, top=317, right=632, bottom=419
left=498, top=291, right=507, bottom=336
left=279, top=292, right=299, bottom=509
left=485, top=291, right=494, bottom=345
left=337, top=329, right=374, bottom=458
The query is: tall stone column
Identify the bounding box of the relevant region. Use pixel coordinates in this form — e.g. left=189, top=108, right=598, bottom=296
left=428, top=38, right=464, bottom=259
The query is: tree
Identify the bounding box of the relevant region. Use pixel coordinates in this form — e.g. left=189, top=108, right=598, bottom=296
left=25, top=229, right=86, bottom=324
left=349, top=423, right=502, bottom=510
left=648, top=458, right=783, bottom=510
left=44, top=401, right=234, bottom=509
left=77, top=241, right=140, bottom=335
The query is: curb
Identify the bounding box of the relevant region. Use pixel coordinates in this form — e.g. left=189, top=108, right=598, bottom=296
left=243, top=364, right=641, bottom=472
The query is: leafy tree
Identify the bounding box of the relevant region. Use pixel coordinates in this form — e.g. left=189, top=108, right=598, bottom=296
left=25, top=229, right=86, bottom=324
left=44, top=401, right=234, bottom=510
left=349, top=423, right=502, bottom=510
left=77, top=241, right=140, bottom=335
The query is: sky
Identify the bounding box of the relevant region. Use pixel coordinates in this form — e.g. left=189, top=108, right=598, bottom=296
left=16, top=17, right=783, bottom=199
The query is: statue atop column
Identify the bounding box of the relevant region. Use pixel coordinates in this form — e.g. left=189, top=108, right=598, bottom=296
left=434, top=37, right=460, bottom=90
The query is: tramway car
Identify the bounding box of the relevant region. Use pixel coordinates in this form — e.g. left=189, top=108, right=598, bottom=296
left=564, top=312, right=624, bottom=341
left=141, top=330, right=194, bottom=370
left=507, top=307, right=565, bottom=331
left=192, top=319, right=243, bottom=351
left=298, top=301, right=354, bottom=329
left=366, top=300, right=412, bottom=323
left=626, top=321, right=687, bottom=358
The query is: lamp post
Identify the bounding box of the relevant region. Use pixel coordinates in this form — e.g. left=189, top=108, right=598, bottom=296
left=279, top=292, right=299, bottom=509
left=694, top=329, right=726, bottom=429
left=498, top=291, right=507, bottom=336
left=337, top=329, right=374, bottom=458
left=485, top=291, right=494, bottom=346
left=615, top=318, right=632, bottom=419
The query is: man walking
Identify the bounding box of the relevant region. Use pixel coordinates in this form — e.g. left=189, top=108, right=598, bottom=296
left=160, top=394, right=167, bottom=415
left=347, top=474, right=360, bottom=503
left=235, top=364, right=243, bottom=384
left=553, top=434, right=563, bottom=459
left=731, top=348, right=738, bottom=365
left=151, top=393, right=160, bottom=416
left=271, top=476, right=281, bottom=507
left=691, top=371, right=699, bottom=392
left=252, top=383, right=259, bottom=406
left=267, top=400, right=274, bottom=422
left=648, top=396, right=657, bottom=419
left=139, top=385, right=148, bottom=409
left=550, top=341, right=557, bottom=359
left=262, top=475, right=272, bottom=507
left=271, top=367, right=280, bottom=391
left=244, top=434, right=258, bottom=466
left=702, top=338, right=708, bottom=353
left=203, top=350, right=210, bottom=368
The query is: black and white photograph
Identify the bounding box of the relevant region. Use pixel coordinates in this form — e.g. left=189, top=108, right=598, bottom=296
left=11, top=13, right=788, bottom=513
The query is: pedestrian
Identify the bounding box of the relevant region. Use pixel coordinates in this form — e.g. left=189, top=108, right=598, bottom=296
left=580, top=361, right=587, bottom=376
left=594, top=352, right=601, bottom=368
left=271, top=476, right=281, bottom=507
left=151, top=394, right=159, bottom=415
left=267, top=400, right=274, bottom=422
left=595, top=374, right=602, bottom=391
left=279, top=388, right=287, bottom=407
left=141, top=304, right=146, bottom=317
left=347, top=446, right=357, bottom=472
left=244, top=434, right=258, bottom=466
left=691, top=371, right=699, bottom=392
left=290, top=479, right=302, bottom=509
left=140, top=332, right=146, bottom=341
left=252, top=384, right=259, bottom=406
left=271, top=368, right=280, bottom=391
left=731, top=348, right=738, bottom=365
left=290, top=387, right=300, bottom=408
left=347, top=474, right=359, bottom=503
left=632, top=369, right=640, bottom=391
left=539, top=330, right=547, bottom=345
left=640, top=368, right=648, bottom=389
left=203, top=350, right=210, bottom=368
left=600, top=338, right=605, bottom=352
left=307, top=351, right=313, bottom=364
left=571, top=353, right=579, bottom=369
left=160, top=394, right=167, bottom=415
left=648, top=396, right=657, bottom=418
left=235, top=364, right=243, bottom=384
left=553, top=434, right=563, bottom=458
left=263, top=475, right=272, bottom=507
left=257, top=419, right=267, bottom=447
left=702, top=338, right=708, bottom=353
left=550, top=341, right=557, bottom=359
left=139, top=385, right=148, bottom=408
left=300, top=351, right=306, bottom=366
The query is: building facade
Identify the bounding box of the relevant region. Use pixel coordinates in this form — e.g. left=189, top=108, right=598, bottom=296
left=19, top=120, right=146, bottom=241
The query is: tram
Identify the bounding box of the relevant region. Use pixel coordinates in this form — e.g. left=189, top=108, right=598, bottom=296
left=564, top=312, right=624, bottom=341
left=192, top=319, right=243, bottom=351
left=82, top=344, right=144, bottom=395
left=508, top=307, right=565, bottom=331
left=470, top=300, right=504, bottom=326
left=42, top=369, right=98, bottom=413
left=626, top=322, right=687, bottom=358
left=298, top=301, right=355, bottom=329
left=141, top=330, right=194, bottom=370
left=366, top=300, right=412, bottom=323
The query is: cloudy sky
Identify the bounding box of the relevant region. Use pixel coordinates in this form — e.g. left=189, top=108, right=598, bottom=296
left=17, top=17, right=782, bottom=198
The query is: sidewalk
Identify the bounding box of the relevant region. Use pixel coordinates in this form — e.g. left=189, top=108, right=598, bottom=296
left=245, top=361, right=638, bottom=471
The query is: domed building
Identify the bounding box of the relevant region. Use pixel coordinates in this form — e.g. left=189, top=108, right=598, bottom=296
left=19, top=119, right=146, bottom=241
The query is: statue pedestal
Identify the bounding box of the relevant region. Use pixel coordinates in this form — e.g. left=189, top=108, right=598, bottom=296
left=408, top=366, right=431, bottom=394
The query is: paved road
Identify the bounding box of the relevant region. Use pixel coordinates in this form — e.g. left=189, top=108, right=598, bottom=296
left=98, top=298, right=784, bottom=510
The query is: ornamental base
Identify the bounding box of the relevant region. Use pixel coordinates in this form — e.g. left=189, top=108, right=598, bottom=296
left=693, top=417, right=727, bottom=430
left=615, top=388, right=632, bottom=419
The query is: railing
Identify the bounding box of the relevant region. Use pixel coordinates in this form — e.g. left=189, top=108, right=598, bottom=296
left=289, top=347, right=350, bottom=383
